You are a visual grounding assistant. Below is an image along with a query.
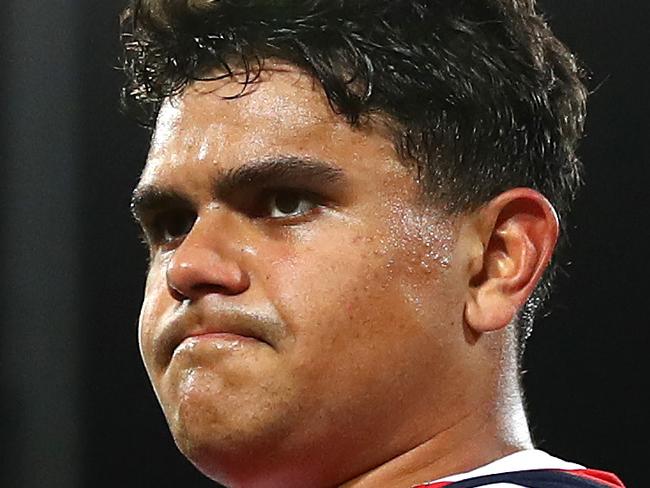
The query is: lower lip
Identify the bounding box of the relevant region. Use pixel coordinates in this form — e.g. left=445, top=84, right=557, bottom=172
left=177, top=333, right=259, bottom=350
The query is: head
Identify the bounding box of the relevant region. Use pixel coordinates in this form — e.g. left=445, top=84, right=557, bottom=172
left=123, top=1, right=586, bottom=486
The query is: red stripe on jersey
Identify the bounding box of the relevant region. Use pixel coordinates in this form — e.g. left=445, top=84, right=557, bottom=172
left=563, top=469, right=626, bottom=487
left=412, top=483, right=451, bottom=487
left=412, top=469, right=625, bottom=487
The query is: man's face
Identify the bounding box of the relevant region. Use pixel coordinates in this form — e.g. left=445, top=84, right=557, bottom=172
left=135, top=65, right=473, bottom=486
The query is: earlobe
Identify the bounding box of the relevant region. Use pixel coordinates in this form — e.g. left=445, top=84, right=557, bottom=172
left=464, top=189, right=559, bottom=334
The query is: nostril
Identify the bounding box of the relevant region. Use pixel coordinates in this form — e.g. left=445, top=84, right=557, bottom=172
left=167, top=282, right=187, bottom=302
left=168, top=281, right=242, bottom=302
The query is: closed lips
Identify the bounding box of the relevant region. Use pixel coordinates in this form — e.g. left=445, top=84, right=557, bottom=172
left=153, top=301, right=283, bottom=366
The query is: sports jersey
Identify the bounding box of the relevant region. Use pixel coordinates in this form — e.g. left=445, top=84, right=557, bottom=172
left=412, top=449, right=625, bottom=487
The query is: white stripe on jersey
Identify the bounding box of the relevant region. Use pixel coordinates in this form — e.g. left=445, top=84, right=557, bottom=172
left=430, top=449, right=585, bottom=484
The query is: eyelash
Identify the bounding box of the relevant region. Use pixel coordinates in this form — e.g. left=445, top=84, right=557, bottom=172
left=141, top=188, right=324, bottom=248
left=145, top=208, right=197, bottom=248
left=255, top=188, right=323, bottom=221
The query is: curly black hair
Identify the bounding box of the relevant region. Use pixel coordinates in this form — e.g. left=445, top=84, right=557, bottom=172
left=120, top=0, right=587, bottom=357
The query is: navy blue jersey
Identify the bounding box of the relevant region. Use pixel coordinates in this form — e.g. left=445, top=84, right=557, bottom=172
left=416, top=468, right=625, bottom=488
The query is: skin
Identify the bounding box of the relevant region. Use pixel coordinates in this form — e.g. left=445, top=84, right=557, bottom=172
left=133, top=63, right=558, bottom=487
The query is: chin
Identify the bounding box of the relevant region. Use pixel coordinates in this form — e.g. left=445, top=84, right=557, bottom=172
left=153, top=363, right=335, bottom=486
left=162, top=390, right=302, bottom=487
left=166, top=387, right=245, bottom=453
left=169, top=423, right=303, bottom=488
left=166, top=400, right=253, bottom=486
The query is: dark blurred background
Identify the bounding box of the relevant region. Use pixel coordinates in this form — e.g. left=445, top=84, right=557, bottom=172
left=0, top=1, right=647, bottom=487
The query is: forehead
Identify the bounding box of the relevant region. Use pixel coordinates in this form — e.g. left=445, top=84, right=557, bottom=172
left=140, top=64, right=407, bottom=189
left=153, top=66, right=332, bottom=142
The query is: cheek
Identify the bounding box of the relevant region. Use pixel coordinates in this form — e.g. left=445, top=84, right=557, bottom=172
left=252, top=228, right=465, bottom=439
left=261, top=226, right=457, bottom=362
left=138, top=265, right=169, bottom=377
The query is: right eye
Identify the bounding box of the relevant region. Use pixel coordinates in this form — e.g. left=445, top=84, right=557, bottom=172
left=148, top=209, right=196, bottom=246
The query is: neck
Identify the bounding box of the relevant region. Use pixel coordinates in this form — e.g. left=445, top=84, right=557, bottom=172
left=341, top=340, right=532, bottom=488
left=341, top=401, right=532, bottom=488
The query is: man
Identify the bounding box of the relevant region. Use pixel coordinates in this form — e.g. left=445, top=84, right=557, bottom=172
left=123, top=1, right=625, bottom=487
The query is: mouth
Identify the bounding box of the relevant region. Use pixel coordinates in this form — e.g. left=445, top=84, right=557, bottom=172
left=154, top=302, right=281, bottom=366
left=171, top=331, right=264, bottom=358
left=179, top=331, right=262, bottom=347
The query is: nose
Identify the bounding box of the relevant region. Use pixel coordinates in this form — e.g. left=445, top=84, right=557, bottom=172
left=165, top=222, right=251, bottom=301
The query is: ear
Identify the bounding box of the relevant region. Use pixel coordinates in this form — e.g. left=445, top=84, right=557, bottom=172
left=464, top=188, right=559, bottom=333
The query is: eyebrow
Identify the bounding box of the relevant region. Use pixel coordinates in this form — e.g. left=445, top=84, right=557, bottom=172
left=130, top=155, right=346, bottom=222
left=213, top=155, right=346, bottom=198
left=130, top=187, right=194, bottom=224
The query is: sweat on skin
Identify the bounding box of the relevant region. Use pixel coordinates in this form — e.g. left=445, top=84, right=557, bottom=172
left=132, top=64, right=558, bottom=488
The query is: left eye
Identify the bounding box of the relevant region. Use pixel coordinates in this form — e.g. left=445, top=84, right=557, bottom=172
left=266, top=190, right=319, bottom=219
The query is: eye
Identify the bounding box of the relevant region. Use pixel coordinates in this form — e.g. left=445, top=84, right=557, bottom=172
left=265, top=190, right=319, bottom=219
left=149, top=209, right=196, bottom=245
